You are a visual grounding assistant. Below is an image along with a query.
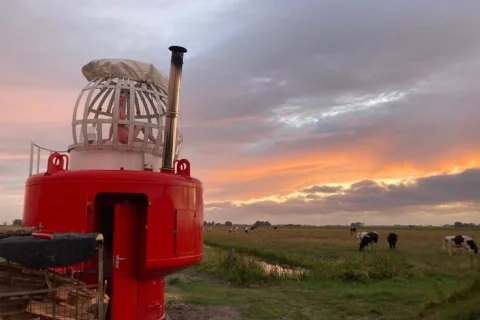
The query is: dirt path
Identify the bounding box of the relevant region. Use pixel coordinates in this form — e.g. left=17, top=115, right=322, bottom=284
left=166, top=267, right=229, bottom=287
left=166, top=303, right=243, bottom=320
left=165, top=269, right=243, bottom=320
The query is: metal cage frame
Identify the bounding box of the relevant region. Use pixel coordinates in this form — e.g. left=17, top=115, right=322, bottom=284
left=70, top=77, right=183, bottom=158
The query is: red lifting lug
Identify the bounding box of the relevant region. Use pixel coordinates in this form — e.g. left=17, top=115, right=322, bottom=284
left=45, top=152, right=69, bottom=175
left=174, top=159, right=191, bottom=177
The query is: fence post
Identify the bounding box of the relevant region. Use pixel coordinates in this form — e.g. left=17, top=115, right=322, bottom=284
left=29, top=142, right=34, bottom=176
left=97, top=240, right=105, bottom=320
left=228, top=248, right=235, bottom=263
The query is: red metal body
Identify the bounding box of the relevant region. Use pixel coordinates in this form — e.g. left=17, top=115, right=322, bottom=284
left=22, top=155, right=204, bottom=319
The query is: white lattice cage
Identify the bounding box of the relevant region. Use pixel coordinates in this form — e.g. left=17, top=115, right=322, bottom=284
left=69, top=59, right=183, bottom=161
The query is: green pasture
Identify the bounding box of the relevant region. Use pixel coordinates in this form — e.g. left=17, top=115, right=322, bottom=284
left=166, top=226, right=480, bottom=320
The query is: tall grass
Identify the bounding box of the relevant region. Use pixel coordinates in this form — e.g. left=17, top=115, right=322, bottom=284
left=195, top=247, right=281, bottom=287
left=204, top=239, right=306, bottom=268
left=198, top=244, right=416, bottom=288
left=419, top=268, right=480, bottom=319
left=304, top=253, right=415, bottom=282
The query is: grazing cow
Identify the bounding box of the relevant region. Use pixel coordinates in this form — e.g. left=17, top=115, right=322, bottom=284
left=271, top=226, right=278, bottom=230
left=356, top=231, right=368, bottom=242
left=359, top=232, right=379, bottom=251
left=229, top=226, right=239, bottom=233
left=206, top=227, right=214, bottom=233
left=443, top=235, right=478, bottom=256
left=350, top=227, right=357, bottom=234
left=387, top=233, right=398, bottom=250
left=244, top=226, right=258, bottom=234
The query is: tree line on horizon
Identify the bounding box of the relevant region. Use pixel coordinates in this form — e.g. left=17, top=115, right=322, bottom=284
left=2, top=219, right=22, bottom=226
left=204, top=220, right=272, bottom=227
left=202, top=220, right=480, bottom=228
left=2, top=219, right=478, bottom=228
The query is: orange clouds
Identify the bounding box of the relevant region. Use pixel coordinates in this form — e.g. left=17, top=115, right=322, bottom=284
left=200, top=139, right=480, bottom=203
left=206, top=167, right=480, bottom=225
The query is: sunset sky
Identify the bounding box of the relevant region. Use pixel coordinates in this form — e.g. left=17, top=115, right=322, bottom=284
left=1, top=0, right=480, bottom=226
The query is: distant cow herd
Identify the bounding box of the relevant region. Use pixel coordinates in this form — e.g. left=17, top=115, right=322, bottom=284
left=205, top=225, right=478, bottom=257
left=354, top=229, right=477, bottom=256
left=227, top=225, right=278, bottom=234
left=354, top=231, right=396, bottom=252
left=204, top=225, right=279, bottom=234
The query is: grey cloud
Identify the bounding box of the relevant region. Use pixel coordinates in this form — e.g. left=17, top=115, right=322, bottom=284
left=178, top=0, right=480, bottom=177
left=0, top=203, right=25, bottom=225
left=0, top=156, right=35, bottom=185
left=208, top=168, right=480, bottom=219
left=0, top=122, right=71, bottom=154
left=3, top=0, right=479, bottom=158
left=320, top=169, right=480, bottom=212
left=194, top=85, right=480, bottom=200
left=0, top=158, right=27, bottom=222
left=184, top=0, right=480, bottom=120
left=1, top=1, right=113, bottom=89
left=0, top=0, right=244, bottom=90
left=302, top=185, right=343, bottom=194
left=252, top=80, right=480, bottom=164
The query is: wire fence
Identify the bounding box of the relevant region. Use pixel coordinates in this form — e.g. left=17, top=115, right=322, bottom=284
left=0, top=283, right=105, bottom=320
left=0, top=243, right=106, bottom=320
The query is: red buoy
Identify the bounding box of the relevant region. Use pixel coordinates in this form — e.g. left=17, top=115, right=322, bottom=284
left=23, top=46, right=203, bottom=319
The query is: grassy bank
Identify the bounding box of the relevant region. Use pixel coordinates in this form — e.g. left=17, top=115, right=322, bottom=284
left=419, top=266, right=480, bottom=320
left=194, top=247, right=281, bottom=286
left=169, top=247, right=477, bottom=319
left=204, top=227, right=480, bottom=272
left=167, top=227, right=480, bottom=319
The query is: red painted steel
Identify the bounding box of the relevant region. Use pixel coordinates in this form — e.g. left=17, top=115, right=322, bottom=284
left=22, top=154, right=204, bottom=319
left=31, top=232, right=53, bottom=239
left=112, top=203, right=138, bottom=319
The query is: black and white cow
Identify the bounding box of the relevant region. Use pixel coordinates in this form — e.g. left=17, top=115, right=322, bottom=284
left=229, top=226, right=239, bottom=233
left=244, top=225, right=258, bottom=234
left=443, top=235, right=478, bottom=256
left=271, top=226, right=278, bottom=230
left=350, top=227, right=357, bottom=235
left=356, top=231, right=368, bottom=242
left=387, top=233, right=398, bottom=250
left=359, top=232, right=379, bottom=251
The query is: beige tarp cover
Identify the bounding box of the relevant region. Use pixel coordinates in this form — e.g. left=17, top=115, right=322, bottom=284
left=81, top=59, right=168, bottom=89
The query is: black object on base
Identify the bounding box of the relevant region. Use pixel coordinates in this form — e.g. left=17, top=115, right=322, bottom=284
left=0, top=233, right=101, bottom=269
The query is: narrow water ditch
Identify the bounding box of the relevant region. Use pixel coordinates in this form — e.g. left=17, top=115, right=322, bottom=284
left=203, top=245, right=307, bottom=278
left=256, top=260, right=306, bottom=277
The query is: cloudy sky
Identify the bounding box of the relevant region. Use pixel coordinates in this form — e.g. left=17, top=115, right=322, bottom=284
left=1, top=0, right=480, bottom=226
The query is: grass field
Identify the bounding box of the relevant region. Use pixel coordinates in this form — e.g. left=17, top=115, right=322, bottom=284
left=166, top=226, right=480, bottom=320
